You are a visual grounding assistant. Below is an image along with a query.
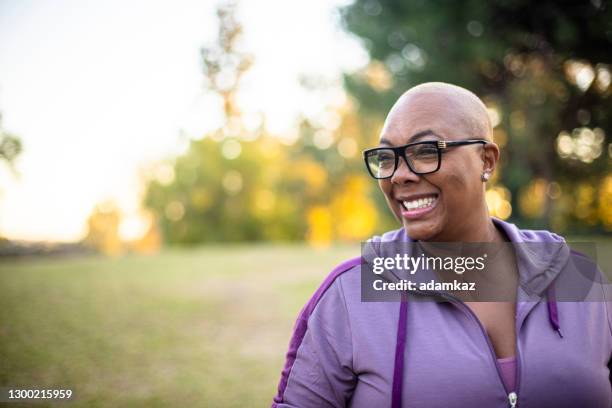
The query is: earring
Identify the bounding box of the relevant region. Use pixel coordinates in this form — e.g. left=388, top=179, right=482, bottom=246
left=481, top=172, right=490, bottom=182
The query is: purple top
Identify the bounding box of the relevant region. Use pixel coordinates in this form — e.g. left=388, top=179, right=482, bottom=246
left=497, top=356, right=517, bottom=392
left=272, top=218, right=612, bottom=408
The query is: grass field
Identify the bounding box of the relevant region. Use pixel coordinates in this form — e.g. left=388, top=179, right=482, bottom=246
left=0, top=244, right=357, bottom=407
left=1, top=239, right=610, bottom=407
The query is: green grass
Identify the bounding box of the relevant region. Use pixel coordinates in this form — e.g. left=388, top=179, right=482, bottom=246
left=0, top=244, right=358, bottom=407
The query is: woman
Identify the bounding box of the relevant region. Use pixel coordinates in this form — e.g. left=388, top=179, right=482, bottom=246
left=272, top=82, right=612, bottom=407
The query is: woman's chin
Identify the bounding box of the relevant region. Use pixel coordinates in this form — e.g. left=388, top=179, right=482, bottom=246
left=403, top=221, right=440, bottom=242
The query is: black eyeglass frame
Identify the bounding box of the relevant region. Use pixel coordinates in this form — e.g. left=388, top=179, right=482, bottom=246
left=363, top=139, right=488, bottom=179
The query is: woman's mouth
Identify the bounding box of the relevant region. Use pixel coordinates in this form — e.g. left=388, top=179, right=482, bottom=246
left=398, top=194, right=439, bottom=219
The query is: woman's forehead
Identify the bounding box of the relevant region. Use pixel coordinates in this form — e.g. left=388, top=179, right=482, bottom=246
left=380, top=92, right=489, bottom=145
left=380, top=112, right=468, bottom=146
left=379, top=129, right=441, bottom=146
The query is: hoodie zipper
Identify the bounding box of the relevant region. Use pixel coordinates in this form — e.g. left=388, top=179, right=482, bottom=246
left=508, top=391, right=517, bottom=407
left=452, top=298, right=521, bottom=407
left=414, top=289, right=522, bottom=407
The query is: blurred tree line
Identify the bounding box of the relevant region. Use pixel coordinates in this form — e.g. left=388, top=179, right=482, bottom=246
left=131, top=0, right=612, bottom=249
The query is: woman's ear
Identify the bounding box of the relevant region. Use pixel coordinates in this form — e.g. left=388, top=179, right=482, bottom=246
left=481, top=142, right=500, bottom=174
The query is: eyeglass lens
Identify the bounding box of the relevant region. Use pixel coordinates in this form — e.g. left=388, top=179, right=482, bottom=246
left=366, top=144, right=439, bottom=178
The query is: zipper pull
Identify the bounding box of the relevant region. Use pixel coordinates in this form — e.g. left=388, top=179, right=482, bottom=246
left=508, top=391, right=518, bottom=407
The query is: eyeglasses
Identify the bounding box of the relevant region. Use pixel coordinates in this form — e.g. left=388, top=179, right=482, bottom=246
left=363, top=139, right=488, bottom=179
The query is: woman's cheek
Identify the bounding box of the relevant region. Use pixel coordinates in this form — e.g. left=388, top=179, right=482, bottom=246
left=379, top=182, right=398, bottom=217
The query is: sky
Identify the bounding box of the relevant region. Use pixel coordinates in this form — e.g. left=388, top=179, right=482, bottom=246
left=0, top=0, right=367, bottom=242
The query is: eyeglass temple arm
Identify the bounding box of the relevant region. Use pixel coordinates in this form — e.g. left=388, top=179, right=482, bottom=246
left=437, top=139, right=488, bottom=149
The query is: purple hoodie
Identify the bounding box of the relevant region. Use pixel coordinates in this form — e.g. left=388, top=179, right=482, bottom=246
left=272, top=218, right=612, bottom=407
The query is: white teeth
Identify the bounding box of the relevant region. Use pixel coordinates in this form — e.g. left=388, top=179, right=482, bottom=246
left=402, top=196, right=436, bottom=211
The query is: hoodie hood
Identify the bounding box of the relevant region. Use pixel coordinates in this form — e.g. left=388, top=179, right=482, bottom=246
left=492, top=217, right=570, bottom=298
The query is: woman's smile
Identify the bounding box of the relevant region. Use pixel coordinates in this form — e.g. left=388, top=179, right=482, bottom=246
left=396, top=193, right=439, bottom=219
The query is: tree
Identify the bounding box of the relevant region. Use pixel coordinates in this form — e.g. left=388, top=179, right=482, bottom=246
left=0, top=113, right=22, bottom=170
left=143, top=1, right=387, bottom=244
left=144, top=2, right=309, bottom=243
left=340, top=0, right=612, bottom=232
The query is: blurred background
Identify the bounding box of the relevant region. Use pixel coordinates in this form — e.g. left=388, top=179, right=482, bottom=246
left=1, top=0, right=611, bottom=406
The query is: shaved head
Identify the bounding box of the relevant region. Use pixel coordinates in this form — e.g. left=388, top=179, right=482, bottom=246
left=384, top=82, right=493, bottom=142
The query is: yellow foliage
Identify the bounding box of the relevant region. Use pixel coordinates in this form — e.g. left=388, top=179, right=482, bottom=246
left=253, top=188, right=275, bottom=215
left=486, top=186, right=512, bottom=220
left=306, top=205, right=332, bottom=248
left=518, top=179, right=547, bottom=218
left=258, top=135, right=283, bottom=160
left=332, top=176, right=378, bottom=240
left=292, top=159, right=327, bottom=193
left=598, top=175, right=612, bottom=230
left=337, top=114, right=361, bottom=146
left=575, top=182, right=596, bottom=220
left=84, top=201, right=123, bottom=256
left=306, top=176, right=378, bottom=245
left=190, top=188, right=212, bottom=211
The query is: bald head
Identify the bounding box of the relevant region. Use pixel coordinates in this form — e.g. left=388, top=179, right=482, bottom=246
left=382, top=82, right=493, bottom=143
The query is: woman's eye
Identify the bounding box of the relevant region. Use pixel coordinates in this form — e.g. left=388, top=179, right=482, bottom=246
left=377, top=153, right=395, bottom=166
left=413, top=146, right=437, bottom=157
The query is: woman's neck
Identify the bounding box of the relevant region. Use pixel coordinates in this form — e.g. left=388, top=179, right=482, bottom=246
left=428, top=214, right=505, bottom=243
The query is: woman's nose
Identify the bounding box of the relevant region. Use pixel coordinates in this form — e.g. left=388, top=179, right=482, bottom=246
left=390, top=157, right=421, bottom=184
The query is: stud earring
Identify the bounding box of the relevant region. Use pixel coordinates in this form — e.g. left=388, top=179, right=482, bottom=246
left=481, top=172, right=490, bottom=182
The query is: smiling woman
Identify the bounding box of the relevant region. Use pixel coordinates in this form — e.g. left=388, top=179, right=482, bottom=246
left=272, top=82, right=612, bottom=408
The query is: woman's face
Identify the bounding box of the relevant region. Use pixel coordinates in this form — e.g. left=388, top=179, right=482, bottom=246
left=377, top=92, right=497, bottom=242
